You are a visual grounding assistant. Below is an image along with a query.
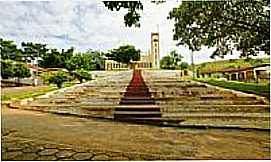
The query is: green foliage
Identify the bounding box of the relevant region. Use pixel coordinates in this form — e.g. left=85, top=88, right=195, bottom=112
left=103, top=1, right=143, bottom=27
left=74, top=69, right=92, bottom=83
left=1, top=86, right=57, bottom=101
left=0, top=38, right=23, bottom=61
left=160, top=50, right=186, bottom=70
left=1, top=38, right=105, bottom=71
left=40, top=72, right=52, bottom=84
left=1, top=60, right=14, bottom=79
left=169, top=50, right=183, bottom=67
left=160, top=56, right=175, bottom=69
left=47, top=71, right=68, bottom=88
left=40, top=47, right=74, bottom=68
left=106, top=45, right=140, bottom=64
left=179, top=62, right=189, bottom=70
left=195, top=78, right=270, bottom=98
left=168, top=1, right=270, bottom=58
left=21, top=42, right=48, bottom=60
left=0, top=60, right=31, bottom=81
left=103, top=1, right=166, bottom=27
left=13, top=62, right=31, bottom=79
left=196, top=58, right=270, bottom=73
left=65, top=50, right=105, bottom=71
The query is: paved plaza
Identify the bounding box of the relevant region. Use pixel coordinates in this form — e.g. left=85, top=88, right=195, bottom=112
left=2, top=70, right=270, bottom=160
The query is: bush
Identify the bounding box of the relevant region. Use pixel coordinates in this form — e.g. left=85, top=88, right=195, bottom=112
left=1, top=60, right=14, bottom=79
left=1, top=60, right=31, bottom=84
left=40, top=72, right=51, bottom=84
left=73, top=69, right=92, bottom=83
left=47, top=71, right=68, bottom=88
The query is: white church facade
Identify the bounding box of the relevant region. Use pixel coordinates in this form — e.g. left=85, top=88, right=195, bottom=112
left=105, top=32, right=160, bottom=70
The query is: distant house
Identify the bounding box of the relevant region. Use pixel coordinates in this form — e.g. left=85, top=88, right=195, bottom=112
left=199, top=64, right=270, bottom=83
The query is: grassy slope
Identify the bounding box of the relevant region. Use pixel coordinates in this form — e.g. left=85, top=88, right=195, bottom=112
left=194, top=58, right=270, bottom=73
left=1, top=82, right=76, bottom=102
left=194, top=78, right=270, bottom=98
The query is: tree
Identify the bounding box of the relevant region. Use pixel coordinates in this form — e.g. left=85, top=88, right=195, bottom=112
left=103, top=1, right=165, bottom=27
left=169, top=50, right=183, bottom=67
left=47, top=71, right=68, bottom=88
left=39, top=47, right=73, bottom=68
left=73, top=69, right=92, bottom=83
left=160, top=55, right=175, bottom=69
left=39, top=48, right=61, bottom=68
left=103, top=1, right=143, bottom=27
left=168, top=0, right=270, bottom=58
left=179, top=62, right=189, bottom=70
left=21, top=42, right=48, bottom=62
left=106, top=45, right=140, bottom=64
left=0, top=38, right=23, bottom=61
left=85, top=49, right=106, bottom=70
left=160, top=50, right=184, bottom=69
left=1, top=60, right=14, bottom=79
left=12, top=62, right=31, bottom=84
left=0, top=60, right=31, bottom=84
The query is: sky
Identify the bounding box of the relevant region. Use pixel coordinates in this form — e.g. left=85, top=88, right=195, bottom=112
left=0, top=0, right=268, bottom=64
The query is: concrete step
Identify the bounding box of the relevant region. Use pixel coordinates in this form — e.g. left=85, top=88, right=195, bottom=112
left=164, top=112, right=270, bottom=119
left=113, top=117, right=186, bottom=125
left=126, top=87, right=149, bottom=91
left=161, top=105, right=270, bottom=113
left=114, top=111, right=162, bottom=118
left=120, top=99, right=155, bottom=105
left=158, top=100, right=266, bottom=105
left=200, top=95, right=257, bottom=100
left=161, top=105, right=270, bottom=109
left=121, top=96, right=154, bottom=100
left=115, top=105, right=160, bottom=111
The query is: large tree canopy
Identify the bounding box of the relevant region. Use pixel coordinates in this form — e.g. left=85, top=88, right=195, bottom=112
left=65, top=50, right=105, bottom=71
left=103, top=1, right=270, bottom=58
left=103, top=1, right=166, bottom=27
left=21, top=42, right=48, bottom=59
left=168, top=0, right=270, bottom=58
left=0, top=38, right=22, bottom=61
left=106, top=45, right=140, bottom=64
left=103, top=1, right=143, bottom=27
left=1, top=60, right=31, bottom=81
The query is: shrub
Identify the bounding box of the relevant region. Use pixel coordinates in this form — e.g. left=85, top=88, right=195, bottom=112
left=74, top=69, right=92, bottom=83
left=47, top=71, right=68, bottom=88
left=1, top=60, right=31, bottom=84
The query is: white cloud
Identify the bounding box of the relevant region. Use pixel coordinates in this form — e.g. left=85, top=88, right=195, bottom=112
left=1, top=0, right=265, bottom=64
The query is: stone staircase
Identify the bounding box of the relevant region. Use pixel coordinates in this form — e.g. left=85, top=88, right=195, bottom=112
left=143, top=70, right=270, bottom=129
left=9, top=70, right=270, bottom=129
left=10, top=71, right=133, bottom=118
left=114, top=70, right=162, bottom=124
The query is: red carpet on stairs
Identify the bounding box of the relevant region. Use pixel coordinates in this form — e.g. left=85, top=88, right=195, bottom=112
left=114, top=70, right=162, bottom=123
left=124, top=70, right=152, bottom=98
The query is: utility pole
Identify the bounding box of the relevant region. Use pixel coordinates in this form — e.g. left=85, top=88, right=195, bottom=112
left=191, top=50, right=195, bottom=79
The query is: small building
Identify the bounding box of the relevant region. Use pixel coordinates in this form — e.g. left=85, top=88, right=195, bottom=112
left=104, top=60, right=129, bottom=71
left=199, top=64, right=270, bottom=83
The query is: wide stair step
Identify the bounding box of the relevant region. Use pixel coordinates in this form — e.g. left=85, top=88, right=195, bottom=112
left=115, top=105, right=160, bottom=111
left=114, top=111, right=162, bottom=118
left=120, top=99, right=155, bottom=105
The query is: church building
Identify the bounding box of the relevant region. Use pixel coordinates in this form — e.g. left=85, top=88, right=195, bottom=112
left=105, top=32, right=160, bottom=70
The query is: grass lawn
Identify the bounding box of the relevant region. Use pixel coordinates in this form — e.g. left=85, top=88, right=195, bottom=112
left=1, top=82, right=77, bottom=102
left=194, top=78, right=270, bottom=98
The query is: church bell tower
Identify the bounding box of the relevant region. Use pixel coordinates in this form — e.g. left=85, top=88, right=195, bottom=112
left=151, top=32, right=160, bottom=69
